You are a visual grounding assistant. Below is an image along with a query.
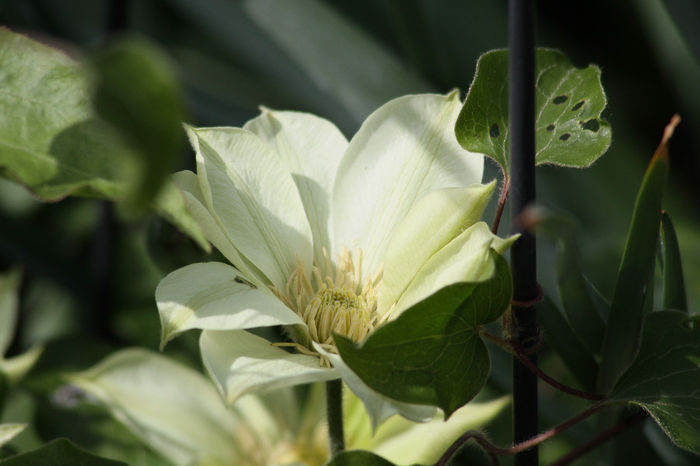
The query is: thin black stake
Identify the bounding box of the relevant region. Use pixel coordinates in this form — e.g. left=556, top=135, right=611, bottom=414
left=509, top=1, right=539, bottom=466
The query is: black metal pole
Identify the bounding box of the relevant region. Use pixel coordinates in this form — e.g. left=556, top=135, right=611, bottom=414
left=509, top=1, right=539, bottom=466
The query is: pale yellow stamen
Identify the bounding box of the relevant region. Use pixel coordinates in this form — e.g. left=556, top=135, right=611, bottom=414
left=271, top=247, right=382, bottom=364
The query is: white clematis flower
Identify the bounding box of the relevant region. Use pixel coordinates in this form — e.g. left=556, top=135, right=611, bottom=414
left=156, top=92, right=513, bottom=427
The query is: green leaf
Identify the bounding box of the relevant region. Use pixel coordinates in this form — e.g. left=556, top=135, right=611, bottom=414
left=335, top=251, right=512, bottom=417
left=0, top=28, right=208, bottom=249
left=0, top=424, right=26, bottom=448
left=537, top=297, right=598, bottom=391
left=0, top=438, right=128, bottom=465
left=91, top=36, right=187, bottom=212
left=660, top=211, right=687, bottom=311
left=326, top=450, right=402, bottom=466
left=610, top=311, right=700, bottom=454
left=455, top=48, right=611, bottom=173
left=243, top=0, right=430, bottom=125
left=0, top=28, right=131, bottom=201
left=0, top=270, right=21, bottom=356
left=523, top=207, right=606, bottom=355
left=597, top=117, right=676, bottom=393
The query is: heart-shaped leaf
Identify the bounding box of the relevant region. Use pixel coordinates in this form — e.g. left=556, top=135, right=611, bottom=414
left=611, top=311, right=700, bottom=454
left=335, top=251, right=511, bottom=417
left=455, top=48, right=611, bottom=174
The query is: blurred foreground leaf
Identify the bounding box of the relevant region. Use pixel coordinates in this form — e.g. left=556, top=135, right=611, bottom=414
left=336, top=251, right=511, bottom=417
left=0, top=424, right=26, bottom=449
left=597, top=116, right=677, bottom=392
left=0, top=438, right=127, bottom=465
left=91, top=36, right=186, bottom=213
left=0, top=28, right=207, bottom=249
left=455, top=48, right=611, bottom=173
left=611, top=311, right=700, bottom=454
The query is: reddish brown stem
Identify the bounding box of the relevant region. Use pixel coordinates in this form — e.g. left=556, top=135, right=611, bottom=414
left=515, top=351, right=605, bottom=401
left=434, top=403, right=607, bottom=466
left=491, top=175, right=510, bottom=234
left=479, top=329, right=605, bottom=401
left=549, top=411, right=647, bottom=466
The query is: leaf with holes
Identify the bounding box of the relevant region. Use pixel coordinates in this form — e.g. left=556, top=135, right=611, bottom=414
left=455, top=48, right=611, bottom=173
left=610, top=311, right=700, bottom=454
left=335, top=251, right=512, bottom=417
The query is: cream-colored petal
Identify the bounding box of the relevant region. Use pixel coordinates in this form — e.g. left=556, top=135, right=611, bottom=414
left=67, top=349, right=253, bottom=466
left=200, top=330, right=338, bottom=406
left=156, top=262, right=303, bottom=349
left=393, top=222, right=517, bottom=315
left=333, top=92, right=484, bottom=280
left=245, top=110, right=348, bottom=273
left=187, top=126, right=313, bottom=290
left=378, top=182, right=496, bottom=315
left=314, top=343, right=435, bottom=431
left=368, top=396, right=510, bottom=464
left=172, top=170, right=268, bottom=289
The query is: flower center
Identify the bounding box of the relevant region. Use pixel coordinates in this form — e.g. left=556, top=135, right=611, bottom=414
left=272, top=248, right=382, bottom=357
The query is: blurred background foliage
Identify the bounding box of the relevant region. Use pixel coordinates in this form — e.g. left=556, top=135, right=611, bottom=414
left=0, top=0, right=698, bottom=465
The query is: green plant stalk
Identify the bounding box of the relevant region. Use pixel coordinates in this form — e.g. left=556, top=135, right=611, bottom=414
left=326, top=380, right=345, bottom=457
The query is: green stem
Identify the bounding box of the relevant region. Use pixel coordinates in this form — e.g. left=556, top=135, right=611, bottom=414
left=326, top=380, right=345, bottom=457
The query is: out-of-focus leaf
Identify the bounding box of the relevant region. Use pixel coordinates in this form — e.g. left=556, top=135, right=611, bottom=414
left=537, top=297, right=598, bottom=392
left=0, top=28, right=132, bottom=201
left=597, top=116, right=677, bottom=393
left=91, top=36, right=187, bottom=212
left=326, top=450, right=401, bottom=466
left=335, top=251, right=512, bottom=417
left=522, top=207, right=606, bottom=355
left=152, top=180, right=210, bottom=252
left=0, top=345, right=43, bottom=385
left=660, top=211, right=687, bottom=311
left=0, top=438, right=128, bottom=465
left=0, top=270, right=21, bottom=356
left=0, top=424, right=25, bottom=448
left=0, top=269, right=43, bottom=385
left=67, top=349, right=245, bottom=466
left=243, top=0, right=430, bottom=124
left=610, top=311, right=700, bottom=453
left=455, top=48, right=611, bottom=173
left=0, top=28, right=208, bottom=249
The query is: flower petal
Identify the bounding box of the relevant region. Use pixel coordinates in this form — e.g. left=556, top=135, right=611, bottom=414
left=393, top=222, right=517, bottom=315
left=187, top=125, right=313, bottom=290
left=172, top=170, right=268, bottom=288
left=333, top=92, right=484, bottom=279
left=366, top=397, right=510, bottom=464
left=156, top=262, right=303, bottom=348
left=244, top=109, right=348, bottom=273
left=314, top=343, right=435, bottom=431
left=378, top=182, right=496, bottom=315
left=67, top=349, right=255, bottom=466
left=200, top=330, right=338, bottom=405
